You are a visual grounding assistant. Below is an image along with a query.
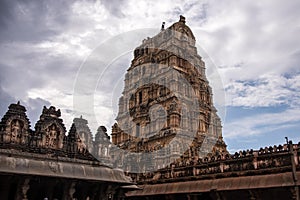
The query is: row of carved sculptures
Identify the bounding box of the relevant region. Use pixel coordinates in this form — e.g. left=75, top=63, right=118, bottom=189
left=132, top=142, right=299, bottom=183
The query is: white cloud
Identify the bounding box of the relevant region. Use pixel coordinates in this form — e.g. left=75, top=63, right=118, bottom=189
left=194, top=1, right=300, bottom=83
left=27, top=87, right=75, bottom=130
left=1, top=0, right=300, bottom=143
left=225, top=74, right=300, bottom=107
left=223, top=108, right=300, bottom=138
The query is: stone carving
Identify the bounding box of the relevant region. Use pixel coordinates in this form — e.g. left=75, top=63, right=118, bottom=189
left=39, top=123, right=64, bottom=149
left=20, top=178, right=30, bottom=200
left=10, top=119, right=22, bottom=143
left=168, top=99, right=178, bottom=113
left=48, top=161, right=59, bottom=173
left=0, top=103, right=102, bottom=163
left=68, top=182, right=76, bottom=199
left=73, top=116, right=93, bottom=153
left=77, top=135, right=87, bottom=154
left=35, top=106, right=66, bottom=150
left=46, top=124, right=58, bottom=148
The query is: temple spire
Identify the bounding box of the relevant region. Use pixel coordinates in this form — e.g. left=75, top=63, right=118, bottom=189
left=161, top=22, right=165, bottom=31
left=179, top=15, right=186, bottom=23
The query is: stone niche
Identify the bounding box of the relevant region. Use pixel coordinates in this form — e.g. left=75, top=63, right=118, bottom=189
left=0, top=101, right=30, bottom=146
left=34, top=106, right=66, bottom=150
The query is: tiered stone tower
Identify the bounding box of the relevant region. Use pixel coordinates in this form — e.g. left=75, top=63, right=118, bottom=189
left=0, top=101, right=31, bottom=146
left=34, top=106, right=66, bottom=150
left=93, top=126, right=112, bottom=166
left=73, top=116, right=94, bottom=153
left=111, top=16, right=227, bottom=171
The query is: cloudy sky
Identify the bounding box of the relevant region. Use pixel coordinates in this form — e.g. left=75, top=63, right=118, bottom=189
left=0, top=0, right=300, bottom=153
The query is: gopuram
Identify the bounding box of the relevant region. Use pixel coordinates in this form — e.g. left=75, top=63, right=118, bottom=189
left=111, top=15, right=227, bottom=173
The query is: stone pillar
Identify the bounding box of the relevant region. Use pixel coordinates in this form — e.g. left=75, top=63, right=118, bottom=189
left=291, top=187, right=300, bottom=200
left=248, top=190, right=257, bottom=200
left=62, top=182, right=76, bottom=200
left=22, top=179, right=30, bottom=200
left=15, top=178, right=30, bottom=200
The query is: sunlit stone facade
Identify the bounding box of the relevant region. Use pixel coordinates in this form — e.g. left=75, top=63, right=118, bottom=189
left=111, top=16, right=227, bottom=172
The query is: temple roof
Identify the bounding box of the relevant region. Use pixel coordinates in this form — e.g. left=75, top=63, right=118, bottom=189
left=0, top=148, right=132, bottom=184
left=127, top=172, right=300, bottom=196
left=167, top=15, right=196, bottom=41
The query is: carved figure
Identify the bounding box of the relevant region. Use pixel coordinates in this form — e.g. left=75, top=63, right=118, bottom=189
left=77, top=136, right=86, bottom=153
left=11, top=120, right=21, bottom=143
left=46, top=124, right=58, bottom=148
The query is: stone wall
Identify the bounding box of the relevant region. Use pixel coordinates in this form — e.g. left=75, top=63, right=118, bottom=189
left=131, top=142, right=299, bottom=184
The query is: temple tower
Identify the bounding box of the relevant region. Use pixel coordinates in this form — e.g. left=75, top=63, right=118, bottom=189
left=111, top=16, right=227, bottom=171
left=73, top=116, right=93, bottom=153
left=0, top=101, right=31, bottom=147
left=93, top=126, right=112, bottom=166
left=34, top=106, right=66, bottom=150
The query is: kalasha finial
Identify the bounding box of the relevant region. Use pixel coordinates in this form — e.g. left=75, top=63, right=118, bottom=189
left=179, top=15, right=186, bottom=23
left=161, top=22, right=165, bottom=31
left=17, top=101, right=20, bottom=105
